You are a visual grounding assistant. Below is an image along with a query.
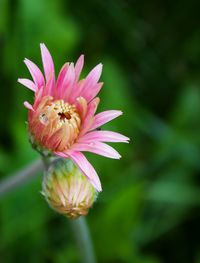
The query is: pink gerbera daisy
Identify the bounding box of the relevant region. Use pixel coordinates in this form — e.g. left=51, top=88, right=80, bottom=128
left=18, top=44, right=129, bottom=192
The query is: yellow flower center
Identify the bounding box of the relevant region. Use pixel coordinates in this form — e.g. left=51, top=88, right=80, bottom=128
left=29, top=96, right=81, bottom=152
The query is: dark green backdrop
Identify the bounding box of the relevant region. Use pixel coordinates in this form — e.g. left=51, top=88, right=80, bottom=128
left=0, top=0, right=200, bottom=262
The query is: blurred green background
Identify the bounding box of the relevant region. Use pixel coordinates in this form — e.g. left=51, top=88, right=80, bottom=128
left=0, top=0, right=200, bottom=262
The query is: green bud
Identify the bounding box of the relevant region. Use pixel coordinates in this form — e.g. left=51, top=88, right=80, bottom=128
left=42, top=159, right=98, bottom=219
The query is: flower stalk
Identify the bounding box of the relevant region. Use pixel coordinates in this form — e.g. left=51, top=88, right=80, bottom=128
left=0, top=158, right=97, bottom=262
left=0, top=159, right=43, bottom=198
left=70, top=217, right=96, bottom=263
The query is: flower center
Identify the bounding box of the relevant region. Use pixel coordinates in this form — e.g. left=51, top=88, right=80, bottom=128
left=51, top=99, right=80, bottom=128
left=29, top=97, right=81, bottom=152
left=58, top=112, right=71, bottom=121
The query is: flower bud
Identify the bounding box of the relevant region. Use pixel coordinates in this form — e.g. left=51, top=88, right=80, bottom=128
left=42, top=159, right=98, bottom=219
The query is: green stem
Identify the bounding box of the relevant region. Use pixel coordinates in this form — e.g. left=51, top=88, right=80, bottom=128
left=0, top=157, right=96, bottom=263
left=0, top=159, right=43, bottom=198
left=42, top=156, right=60, bottom=169
left=69, top=217, right=97, bottom=263
left=42, top=156, right=51, bottom=169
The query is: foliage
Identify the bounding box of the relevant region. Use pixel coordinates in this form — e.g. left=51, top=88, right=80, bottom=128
left=0, top=0, right=200, bottom=262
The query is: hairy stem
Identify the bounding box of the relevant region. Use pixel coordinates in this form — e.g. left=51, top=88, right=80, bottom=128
left=70, top=217, right=97, bottom=263
left=0, top=159, right=43, bottom=198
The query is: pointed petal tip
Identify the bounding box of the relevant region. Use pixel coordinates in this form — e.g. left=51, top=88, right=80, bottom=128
left=96, top=97, right=100, bottom=103
left=40, top=43, right=49, bottom=55
left=23, top=58, right=32, bottom=65
left=96, top=184, right=102, bottom=192
left=23, top=58, right=29, bottom=63
left=97, top=63, right=103, bottom=71
left=104, top=110, right=123, bottom=117
left=40, top=43, right=55, bottom=85
left=92, top=179, right=102, bottom=192
left=75, top=54, right=84, bottom=66
left=113, top=110, right=123, bottom=118
left=17, top=78, right=25, bottom=83
left=40, top=43, right=50, bottom=54
left=90, top=177, right=102, bottom=192
left=18, top=78, right=37, bottom=92
left=111, top=110, right=123, bottom=116
left=121, top=135, right=130, bottom=142
left=78, top=54, right=84, bottom=65
left=92, top=63, right=103, bottom=76
left=112, top=150, right=122, bottom=159
left=23, top=101, right=34, bottom=111
left=24, top=57, right=32, bottom=63
left=17, top=78, right=24, bottom=85
left=40, top=43, right=46, bottom=48
left=23, top=58, right=33, bottom=67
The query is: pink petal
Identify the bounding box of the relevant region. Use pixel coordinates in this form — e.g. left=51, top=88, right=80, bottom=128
left=24, top=58, right=44, bottom=88
left=75, top=97, right=88, bottom=120
left=40, top=43, right=55, bottom=82
left=75, top=54, right=84, bottom=81
left=54, top=151, right=67, bottom=158
left=63, top=63, right=75, bottom=100
left=69, top=79, right=85, bottom=103
left=86, top=63, right=103, bottom=85
left=24, top=101, right=34, bottom=111
left=90, top=110, right=123, bottom=131
left=18, top=78, right=37, bottom=92
left=79, top=131, right=129, bottom=143
left=71, top=142, right=121, bottom=159
left=34, top=86, right=44, bottom=107
left=80, top=97, right=100, bottom=135
left=80, top=63, right=103, bottom=100
left=56, top=63, right=69, bottom=97
left=55, top=151, right=102, bottom=192
left=69, top=151, right=102, bottom=192
left=43, top=73, right=54, bottom=96
left=83, top=82, right=103, bottom=102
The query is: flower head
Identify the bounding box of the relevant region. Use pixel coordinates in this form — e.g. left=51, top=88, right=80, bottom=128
left=42, top=159, right=97, bottom=219
left=18, top=44, right=129, bottom=192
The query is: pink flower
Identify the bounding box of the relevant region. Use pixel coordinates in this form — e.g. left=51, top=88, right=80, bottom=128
left=18, top=44, right=129, bottom=192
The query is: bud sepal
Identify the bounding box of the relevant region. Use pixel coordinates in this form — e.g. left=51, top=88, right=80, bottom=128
left=42, top=159, right=98, bottom=219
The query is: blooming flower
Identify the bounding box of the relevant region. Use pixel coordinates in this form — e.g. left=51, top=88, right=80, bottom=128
left=42, top=158, right=97, bottom=219
left=18, top=44, right=129, bottom=192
